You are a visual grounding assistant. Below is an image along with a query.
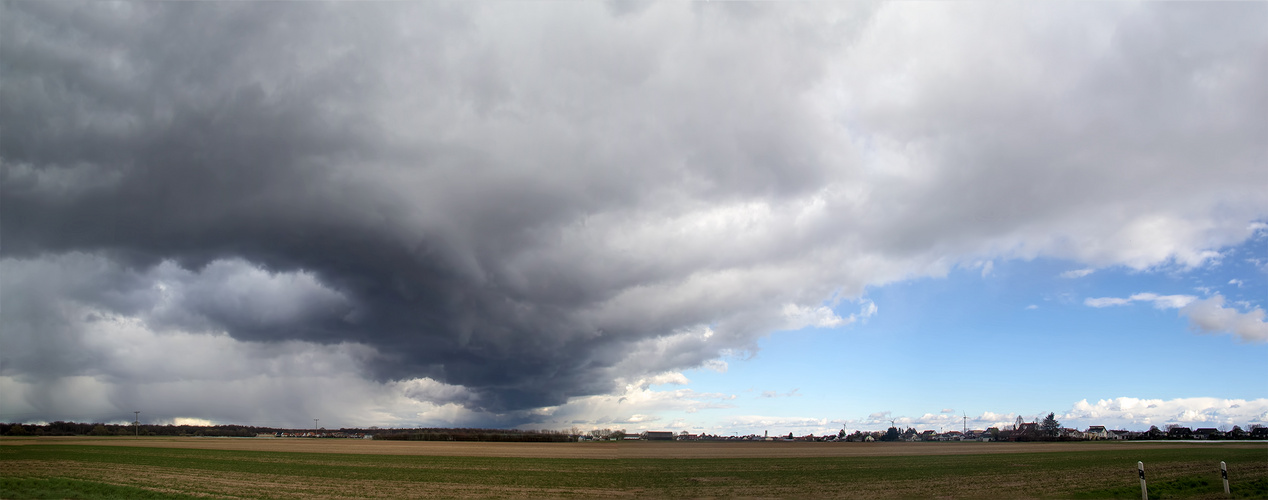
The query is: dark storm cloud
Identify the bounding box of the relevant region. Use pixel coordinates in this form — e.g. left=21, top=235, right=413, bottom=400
left=2, top=1, right=1266, bottom=421
left=2, top=0, right=835, bottom=412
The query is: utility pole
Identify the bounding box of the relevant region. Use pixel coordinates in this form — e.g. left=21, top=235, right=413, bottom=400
left=134, top=411, right=140, bottom=439
left=314, top=418, right=319, bottom=436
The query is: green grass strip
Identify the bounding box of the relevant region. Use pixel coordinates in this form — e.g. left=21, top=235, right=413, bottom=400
left=0, top=477, right=203, bottom=500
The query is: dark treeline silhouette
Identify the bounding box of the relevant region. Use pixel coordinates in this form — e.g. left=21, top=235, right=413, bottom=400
left=0, top=421, right=576, bottom=442
left=2, top=421, right=309, bottom=438
left=374, top=428, right=575, bottom=442
left=5, top=421, right=1265, bottom=442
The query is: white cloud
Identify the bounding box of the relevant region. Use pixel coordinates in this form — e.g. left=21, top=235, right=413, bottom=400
left=519, top=384, right=739, bottom=433
left=780, top=298, right=878, bottom=330
left=860, top=300, right=879, bottom=319
left=1084, top=292, right=1196, bottom=309
left=718, top=415, right=835, bottom=436
left=1181, top=296, right=1268, bottom=343
left=1085, top=292, right=1266, bottom=343
left=701, top=359, right=729, bottom=374
left=171, top=418, right=214, bottom=427
left=781, top=303, right=850, bottom=329
left=1084, top=297, right=1132, bottom=308
left=1065, top=397, right=1268, bottom=429
left=1061, top=268, right=1095, bottom=279
left=755, top=398, right=1268, bottom=435
left=644, top=372, right=691, bottom=388
left=1129, top=293, right=1197, bottom=310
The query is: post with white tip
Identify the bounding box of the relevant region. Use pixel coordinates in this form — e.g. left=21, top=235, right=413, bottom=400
left=1138, top=461, right=1147, bottom=500
left=1221, top=461, right=1229, bottom=496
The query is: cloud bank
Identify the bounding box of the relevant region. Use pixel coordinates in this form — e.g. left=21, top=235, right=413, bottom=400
left=1085, top=292, right=1268, bottom=343
left=2, top=1, right=1266, bottom=426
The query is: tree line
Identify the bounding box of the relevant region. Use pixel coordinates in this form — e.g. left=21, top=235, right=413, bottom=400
left=373, top=428, right=575, bottom=442
left=0, top=422, right=581, bottom=442
left=2, top=421, right=269, bottom=437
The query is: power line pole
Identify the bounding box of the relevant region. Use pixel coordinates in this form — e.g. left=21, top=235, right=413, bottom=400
left=314, top=418, right=319, bottom=436
left=134, top=411, right=140, bottom=439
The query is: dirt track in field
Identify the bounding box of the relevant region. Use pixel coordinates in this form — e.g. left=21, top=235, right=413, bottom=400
left=3, top=436, right=1262, bottom=458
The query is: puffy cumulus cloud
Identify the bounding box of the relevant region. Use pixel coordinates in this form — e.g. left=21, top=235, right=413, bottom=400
left=780, top=299, right=875, bottom=330
left=782, top=303, right=849, bottom=329
left=1085, top=292, right=1266, bottom=343
left=1065, top=397, right=1268, bottom=429
left=1181, top=296, right=1268, bottom=343
left=3, top=1, right=1267, bottom=424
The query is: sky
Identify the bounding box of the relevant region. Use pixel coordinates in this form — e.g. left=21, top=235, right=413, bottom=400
left=1, top=1, right=1265, bottom=436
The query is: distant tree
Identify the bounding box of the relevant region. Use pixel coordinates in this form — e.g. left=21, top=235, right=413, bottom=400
left=1014, top=415, right=1025, bottom=431
left=881, top=427, right=900, bottom=442
left=838, top=429, right=845, bottom=439
left=1146, top=426, right=1164, bottom=439
left=1229, top=426, right=1246, bottom=439
left=6, top=424, right=28, bottom=436
left=90, top=424, right=111, bottom=436
left=1040, top=413, right=1060, bottom=438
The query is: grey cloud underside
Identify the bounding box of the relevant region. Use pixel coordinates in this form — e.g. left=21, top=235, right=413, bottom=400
left=3, top=1, right=1266, bottom=415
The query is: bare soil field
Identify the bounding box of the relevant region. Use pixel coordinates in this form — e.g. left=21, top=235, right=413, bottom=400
left=2, top=435, right=1262, bottom=458
left=4, top=437, right=1266, bottom=498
